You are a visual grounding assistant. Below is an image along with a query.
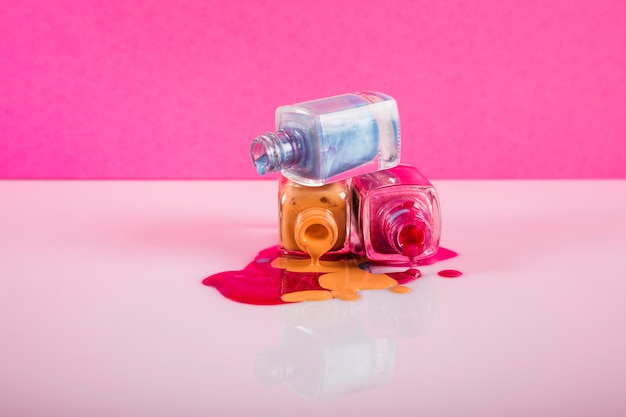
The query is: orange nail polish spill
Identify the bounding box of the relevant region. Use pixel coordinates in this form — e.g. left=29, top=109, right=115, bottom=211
left=330, top=289, right=360, bottom=301
left=276, top=255, right=408, bottom=302
left=281, top=290, right=334, bottom=302
left=319, top=268, right=396, bottom=291
left=203, top=246, right=458, bottom=305
left=271, top=257, right=341, bottom=273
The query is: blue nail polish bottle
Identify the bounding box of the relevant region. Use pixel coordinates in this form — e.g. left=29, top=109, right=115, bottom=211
left=250, top=91, right=401, bottom=186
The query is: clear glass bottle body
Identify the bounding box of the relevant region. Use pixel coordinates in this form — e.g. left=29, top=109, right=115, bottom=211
left=351, top=164, right=441, bottom=264
left=278, top=175, right=351, bottom=260
left=252, top=91, right=400, bottom=186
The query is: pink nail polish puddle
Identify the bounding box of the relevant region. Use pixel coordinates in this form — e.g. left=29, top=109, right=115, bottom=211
left=203, top=245, right=459, bottom=305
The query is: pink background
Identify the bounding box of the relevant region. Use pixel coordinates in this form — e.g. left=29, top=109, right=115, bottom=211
left=1, top=0, right=625, bottom=179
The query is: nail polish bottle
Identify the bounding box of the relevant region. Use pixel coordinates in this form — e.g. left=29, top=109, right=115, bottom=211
left=351, top=164, right=441, bottom=264
left=279, top=175, right=350, bottom=263
left=251, top=91, right=401, bottom=186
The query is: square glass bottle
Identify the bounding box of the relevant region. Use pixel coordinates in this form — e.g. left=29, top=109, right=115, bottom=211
left=252, top=91, right=400, bottom=186
left=279, top=175, right=351, bottom=263
left=351, top=164, right=441, bottom=264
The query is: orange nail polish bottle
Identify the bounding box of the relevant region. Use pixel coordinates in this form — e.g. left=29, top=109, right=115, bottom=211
left=278, top=175, right=350, bottom=264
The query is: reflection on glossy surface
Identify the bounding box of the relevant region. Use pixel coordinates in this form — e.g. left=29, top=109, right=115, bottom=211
left=255, top=275, right=437, bottom=402
left=3, top=180, right=626, bottom=415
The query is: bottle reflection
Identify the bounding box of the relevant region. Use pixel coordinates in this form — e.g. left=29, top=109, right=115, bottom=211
left=254, top=275, right=436, bottom=402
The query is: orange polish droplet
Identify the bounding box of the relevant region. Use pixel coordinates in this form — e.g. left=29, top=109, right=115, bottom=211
left=390, top=285, right=411, bottom=294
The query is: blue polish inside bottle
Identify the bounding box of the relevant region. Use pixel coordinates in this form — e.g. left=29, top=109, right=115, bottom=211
left=250, top=91, right=401, bottom=186
left=255, top=155, right=269, bottom=175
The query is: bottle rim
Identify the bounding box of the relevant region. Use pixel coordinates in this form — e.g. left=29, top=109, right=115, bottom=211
left=294, top=207, right=339, bottom=254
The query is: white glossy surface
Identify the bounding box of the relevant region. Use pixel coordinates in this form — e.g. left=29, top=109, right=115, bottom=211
left=1, top=180, right=626, bottom=416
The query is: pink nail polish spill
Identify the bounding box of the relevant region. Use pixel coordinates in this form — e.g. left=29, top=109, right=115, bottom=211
left=203, top=246, right=459, bottom=306
left=437, top=269, right=463, bottom=278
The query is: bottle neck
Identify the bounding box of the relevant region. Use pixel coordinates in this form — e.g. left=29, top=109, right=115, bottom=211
left=384, top=205, right=430, bottom=259
left=254, top=347, right=297, bottom=386
left=294, top=208, right=338, bottom=264
left=250, top=129, right=305, bottom=175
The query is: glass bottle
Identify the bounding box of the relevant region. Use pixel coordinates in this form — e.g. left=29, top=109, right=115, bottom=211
left=351, top=164, right=441, bottom=264
left=279, top=175, right=350, bottom=263
left=251, top=91, right=401, bottom=186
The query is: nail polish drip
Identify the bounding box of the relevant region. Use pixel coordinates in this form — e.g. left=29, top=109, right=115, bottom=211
left=202, top=245, right=458, bottom=305
left=254, top=155, right=269, bottom=175
left=437, top=269, right=463, bottom=278
left=300, top=224, right=334, bottom=266
left=397, top=224, right=426, bottom=259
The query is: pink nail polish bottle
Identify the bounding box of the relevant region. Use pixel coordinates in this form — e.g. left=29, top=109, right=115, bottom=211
left=351, top=164, right=441, bottom=264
